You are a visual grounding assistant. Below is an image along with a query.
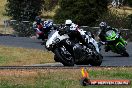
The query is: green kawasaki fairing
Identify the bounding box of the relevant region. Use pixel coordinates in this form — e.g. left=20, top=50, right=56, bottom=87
left=105, top=30, right=129, bottom=57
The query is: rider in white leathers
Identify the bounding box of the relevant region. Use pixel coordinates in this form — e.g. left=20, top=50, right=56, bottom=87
left=63, top=19, right=100, bottom=53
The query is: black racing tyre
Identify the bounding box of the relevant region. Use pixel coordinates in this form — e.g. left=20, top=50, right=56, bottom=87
left=54, top=55, right=60, bottom=62
left=90, top=54, right=103, bottom=66
left=75, top=54, right=89, bottom=65
left=121, top=50, right=129, bottom=57
left=76, top=61, right=89, bottom=65
left=54, top=48, right=74, bottom=66
left=117, top=44, right=129, bottom=57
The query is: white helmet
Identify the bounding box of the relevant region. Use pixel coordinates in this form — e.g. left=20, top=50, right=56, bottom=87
left=65, top=19, right=72, bottom=26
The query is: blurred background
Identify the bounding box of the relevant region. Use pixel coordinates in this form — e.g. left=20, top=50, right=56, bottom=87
left=0, top=0, right=131, bottom=40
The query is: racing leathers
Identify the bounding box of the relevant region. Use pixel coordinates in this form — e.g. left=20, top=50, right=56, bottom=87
left=60, top=23, right=100, bottom=53
left=33, top=20, right=55, bottom=40
left=33, top=21, right=44, bottom=39
left=99, top=26, right=126, bottom=52
left=99, top=26, right=118, bottom=42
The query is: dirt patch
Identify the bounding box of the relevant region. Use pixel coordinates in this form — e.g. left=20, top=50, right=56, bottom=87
left=0, top=70, right=37, bottom=76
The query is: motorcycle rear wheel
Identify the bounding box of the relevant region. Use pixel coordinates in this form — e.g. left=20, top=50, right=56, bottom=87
left=121, top=50, right=129, bottom=57
left=117, top=44, right=129, bottom=57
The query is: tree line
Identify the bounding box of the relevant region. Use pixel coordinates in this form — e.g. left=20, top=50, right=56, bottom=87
left=5, top=0, right=132, bottom=36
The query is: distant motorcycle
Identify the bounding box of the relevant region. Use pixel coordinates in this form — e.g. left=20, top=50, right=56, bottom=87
left=101, top=30, right=129, bottom=57
left=45, top=28, right=103, bottom=66
left=34, top=27, right=52, bottom=43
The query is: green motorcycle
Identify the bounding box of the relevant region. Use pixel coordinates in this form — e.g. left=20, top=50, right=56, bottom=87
left=103, top=30, right=129, bottom=57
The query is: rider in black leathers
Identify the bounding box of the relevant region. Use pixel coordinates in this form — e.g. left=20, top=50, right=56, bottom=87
left=59, top=19, right=94, bottom=50
left=98, top=22, right=126, bottom=52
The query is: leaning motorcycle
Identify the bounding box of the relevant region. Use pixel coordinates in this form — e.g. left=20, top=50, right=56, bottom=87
left=34, top=28, right=48, bottom=41
left=103, top=30, right=129, bottom=57
left=45, top=28, right=103, bottom=66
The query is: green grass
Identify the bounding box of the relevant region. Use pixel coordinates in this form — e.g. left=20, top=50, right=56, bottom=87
left=0, top=68, right=131, bottom=88
left=0, top=55, right=15, bottom=64
left=0, top=45, right=54, bottom=66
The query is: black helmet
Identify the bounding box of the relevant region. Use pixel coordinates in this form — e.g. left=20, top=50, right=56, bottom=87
left=99, top=22, right=107, bottom=30
left=35, top=16, right=41, bottom=24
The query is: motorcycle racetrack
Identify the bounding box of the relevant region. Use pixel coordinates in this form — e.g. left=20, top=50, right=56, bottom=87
left=0, top=36, right=131, bottom=66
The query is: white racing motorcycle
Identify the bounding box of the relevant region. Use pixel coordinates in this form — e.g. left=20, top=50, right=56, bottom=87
left=45, top=28, right=103, bottom=66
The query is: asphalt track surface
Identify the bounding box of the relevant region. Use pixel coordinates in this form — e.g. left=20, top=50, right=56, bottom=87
left=0, top=36, right=131, bottom=66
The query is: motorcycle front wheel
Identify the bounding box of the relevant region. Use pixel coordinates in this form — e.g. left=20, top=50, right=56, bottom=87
left=54, top=55, right=60, bottom=62
left=54, top=48, right=74, bottom=66
left=89, top=54, right=103, bottom=66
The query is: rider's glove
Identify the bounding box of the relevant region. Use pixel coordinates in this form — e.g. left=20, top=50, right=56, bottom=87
left=58, top=29, right=66, bottom=35
left=99, top=41, right=107, bottom=45
left=58, top=26, right=70, bottom=35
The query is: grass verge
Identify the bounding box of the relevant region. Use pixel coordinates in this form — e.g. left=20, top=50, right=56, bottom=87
left=0, top=45, right=54, bottom=66
left=0, top=67, right=131, bottom=88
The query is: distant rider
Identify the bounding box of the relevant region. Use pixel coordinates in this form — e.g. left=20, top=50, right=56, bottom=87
left=33, top=16, right=44, bottom=40
left=33, top=16, right=56, bottom=44
left=99, top=22, right=126, bottom=52
left=43, top=20, right=54, bottom=39
left=99, top=22, right=118, bottom=42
